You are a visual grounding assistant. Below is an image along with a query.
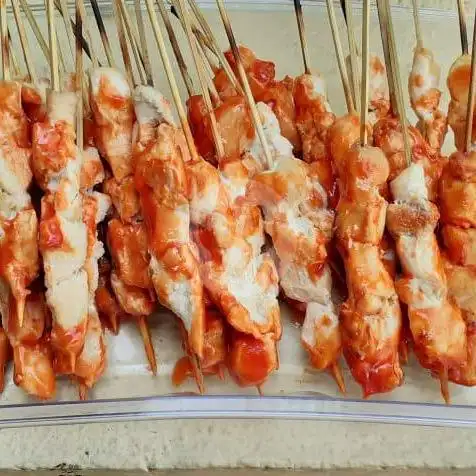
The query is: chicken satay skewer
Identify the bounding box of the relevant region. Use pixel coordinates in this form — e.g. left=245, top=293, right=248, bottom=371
left=457, top=0, right=469, bottom=55
left=326, top=0, right=355, bottom=114
left=382, top=0, right=463, bottom=402
left=142, top=0, right=207, bottom=391
left=99, top=0, right=157, bottom=373
left=74, top=0, right=110, bottom=399
left=178, top=1, right=283, bottom=391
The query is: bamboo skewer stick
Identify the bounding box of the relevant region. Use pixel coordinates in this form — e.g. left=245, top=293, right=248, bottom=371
left=411, top=0, right=423, bottom=48
left=91, top=0, right=115, bottom=67
left=360, top=0, right=370, bottom=146
left=11, top=0, right=37, bottom=84
left=293, top=0, right=311, bottom=74
left=464, top=8, right=476, bottom=153
left=19, top=0, right=50, bottom=63
left=215, top=0, right=273, bottom=169
left=46, top=0, right=59, bottom=91
left=344, top=0, right=360, bottom=113
left=144, top=0, right=198, bottom=160
left=177, top=0, right=224, bottom=159
left=376, top=0, right=397, bottom=115
left=383, top=0, right=412, bottom=167
left=457, top=0, right=469, bottom=55
left=117, top=0, right=148, bottom=85
left=326, top=0, right=355, bottom=114
left=195, top=37, right=220, bottom=105
left=52, top=0, right=94, bottom=64
left=113, top=0, right=135, bottom=87
left=7, top=29, right=20, bottom=78
left=195, top=28, right=218, bottom=73
left=58, top=0, right=76, bottom=63
left=0, top=0, right=10, bottom=81
left=157, top=0, right=195, bottom=97
left=134, top=0, right=153, bottom=85
left=187, top=0, right=243, bottom=95
left=75, top=0, right=83, bottom=150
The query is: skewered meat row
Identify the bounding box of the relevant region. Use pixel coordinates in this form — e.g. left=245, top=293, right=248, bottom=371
left=187, top=88, right=283, bottom=386
left=408, top=47, right=447, bottom=150
left=440, top=150, right=476, bottom=386
left=133, top=85, right=205, bottom=362
left=0, top=77, right=56, bottom=399
left=387, top=161, right=466, bottom=397
left=89, top=67, right=157, bottom=371
left=333, top=127, right=403, bottom=395
left=31, top=84, right=89, bottom=379
left=245, top=103, right=341, bottom=387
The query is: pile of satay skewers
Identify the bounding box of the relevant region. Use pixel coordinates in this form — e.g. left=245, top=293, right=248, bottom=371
left=0, top=0, right=475, bottom=405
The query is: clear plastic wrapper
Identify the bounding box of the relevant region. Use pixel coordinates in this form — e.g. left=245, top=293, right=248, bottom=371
left=1, top=0, right=476, bottom=428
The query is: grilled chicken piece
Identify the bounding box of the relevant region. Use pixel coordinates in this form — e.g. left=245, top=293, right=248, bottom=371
left=387, top=163, right=466, bottom=400
left=228, top=330, right=278, bottom=388
left=373, top=116, right=445, bottom=201
left=260, top=76, right=301, bottom=153
left=0, top=291, right=56, bottom=400
left=294, top=73, right=337, bottom=205
left=90, top=68, right=134, bottom=182
left=440, top=150, right=476, bottom=229
left=327, top=113, right=362, bottom=178
left=346, top=54, right=390, bottom=124
left=444, top=262, right=476, bottom=386
left=337, top=145, right=403, bottom=396
left=188, top=94, right=254, bottom=165
left=409, top=47, right=447, bottom=150
left=224, top=45, right=275, bottom=101
left=447, top=54, right=473, bottom=151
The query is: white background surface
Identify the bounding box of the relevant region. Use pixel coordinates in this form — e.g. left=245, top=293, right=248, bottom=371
left=4, top=1, right=476, bottom=470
